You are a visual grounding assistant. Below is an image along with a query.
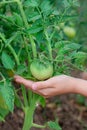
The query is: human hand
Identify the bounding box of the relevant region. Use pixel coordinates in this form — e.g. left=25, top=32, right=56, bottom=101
left=14, top=75, right=76, bottom=98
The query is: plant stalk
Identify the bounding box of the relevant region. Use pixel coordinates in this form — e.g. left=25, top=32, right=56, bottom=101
left=16, top=0, right=37, bottom=58
left=22, top=104, right=36, bottom=130
left=32, top=123, right=46, bottom=128
left=22, top=107, right=34, bottom=130
left=21, top=85, right=28, bottom=107
left=44, top=30, right=53, bottom=60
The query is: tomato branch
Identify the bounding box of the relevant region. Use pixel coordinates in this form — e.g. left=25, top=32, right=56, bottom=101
left=44, top=30, right=53, bottom=60
left=16, top=0, right=37, bottom=59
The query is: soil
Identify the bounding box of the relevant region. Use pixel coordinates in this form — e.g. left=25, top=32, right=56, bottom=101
left=0, top=71, right=87, bottom=130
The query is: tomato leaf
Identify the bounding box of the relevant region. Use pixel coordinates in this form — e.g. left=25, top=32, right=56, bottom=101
left=63, top=0, right=80, bottom=7
left=0, top=114, right=5, bottom=122
left=13, top=13, right=23, bottom=27
left=24, top=0, right=39, bottom=7
left=0, top=82, right=14, bottom=112
left=47, top=121, right=62, bottom=130
left=16, top=64, right=27, bottom=75
left=28, top=12, right=41, bottom=22
left=40, top=0, right=53, bottom=16
left=0, top=107, right=9, bottom=121
left=39, top=96, right=46, bottom=107
left=27, top=25, right=43, bottom=34
left=1, top=51, right=15, bottom=69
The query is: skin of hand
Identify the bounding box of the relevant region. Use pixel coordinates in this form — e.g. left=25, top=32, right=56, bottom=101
left=14, top=74, right=87, bottom=98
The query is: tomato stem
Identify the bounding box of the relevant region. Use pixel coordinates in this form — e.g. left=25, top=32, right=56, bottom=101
left=22, top=107, right=34, bottom=130
left=21, top=85, right=28, bottom=107
left=22, top=98, right=36, bottom=130
left=44, top=30, right=53, bottom=60
left=16, top=0, right=37, bottom=59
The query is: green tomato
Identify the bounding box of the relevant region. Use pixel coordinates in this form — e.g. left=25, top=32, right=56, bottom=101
left=30, top=59, right=53, bottom=80
left=63, top=26, right=76, bottom=38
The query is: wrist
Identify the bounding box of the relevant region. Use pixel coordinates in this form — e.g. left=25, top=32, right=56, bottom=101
left=66, top=76, right=78, bottom=93
left=71, top=78, right=87, bottom=97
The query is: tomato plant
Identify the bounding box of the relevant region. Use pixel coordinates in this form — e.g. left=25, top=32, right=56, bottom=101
left=0, top=0, right=87, bottom=130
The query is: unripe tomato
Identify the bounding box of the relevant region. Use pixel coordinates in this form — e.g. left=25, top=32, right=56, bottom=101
left=63, top=26, right=76, bottom=38
left=30, top=59, right=53, bottom=80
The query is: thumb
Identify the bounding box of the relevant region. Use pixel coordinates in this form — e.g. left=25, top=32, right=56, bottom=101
left=32, top=81, right=49, bottom=90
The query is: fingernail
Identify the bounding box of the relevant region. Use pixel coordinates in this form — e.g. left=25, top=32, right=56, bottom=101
left=32, top=84, right=37, bottom=90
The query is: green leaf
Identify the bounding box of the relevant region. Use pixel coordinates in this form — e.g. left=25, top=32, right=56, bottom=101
left=28, top=12, right=41, bottom=22
left=27, top=25, right=43, bottom=34
left=63, top=0, right=80, bottom=7
left=69, top=0, right=80, bottom=7
left=0, top=92, right=8, bottom=110
left=0, top=114, right=5, bottom=122
left=14, top=93, right=22, bottom=108
left=55, top=41, right=69, bottom=49
left=0, top=92, right=9, bottom=119
left=6, top=32, right=20, bottom=47
left=0, top=82, right=14, bottom=112
left=64, top=43, right=81, bottom=51
left=74, top=52, right=87, bottom=67
left=24, top=0, right=39, bottom=7
left=63, top=0, right=70, bottom=7
left=39, top=96, right=46, bottom=107
left=76, top=95, right=85, bottom=105
left=0, top=108, right=9, bottom=121
left=13, top=13, right=23, bottom=27
left=16, top=64, right=27, bottom=75
left=40, top=0, right=53, bottom=16
left=48, top=121, right=62, bottom=130
left=1, top=51, right=15, bottom=69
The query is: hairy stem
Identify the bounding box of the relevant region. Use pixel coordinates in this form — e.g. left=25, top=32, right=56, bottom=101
left=16, top=0, right=37, bottom=58
left=44, top=30, right=53, bottom=60
left=22, top=107, right=34, bottom=130
left=21, top=85, right=28, bottom=107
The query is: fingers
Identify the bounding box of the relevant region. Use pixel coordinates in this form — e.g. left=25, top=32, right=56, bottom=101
left=14, top=75, right=34, bottom=89
left=14, top=75, right=50, bottom=90
left=32, top=80, right=50, bottom=90
left=37, top=88, right=58, bottom=98
left=14, top=75, right=57, bottom=98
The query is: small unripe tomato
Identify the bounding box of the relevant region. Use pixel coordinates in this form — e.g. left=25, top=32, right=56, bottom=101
left=63, top=26, right=76, bottom=39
